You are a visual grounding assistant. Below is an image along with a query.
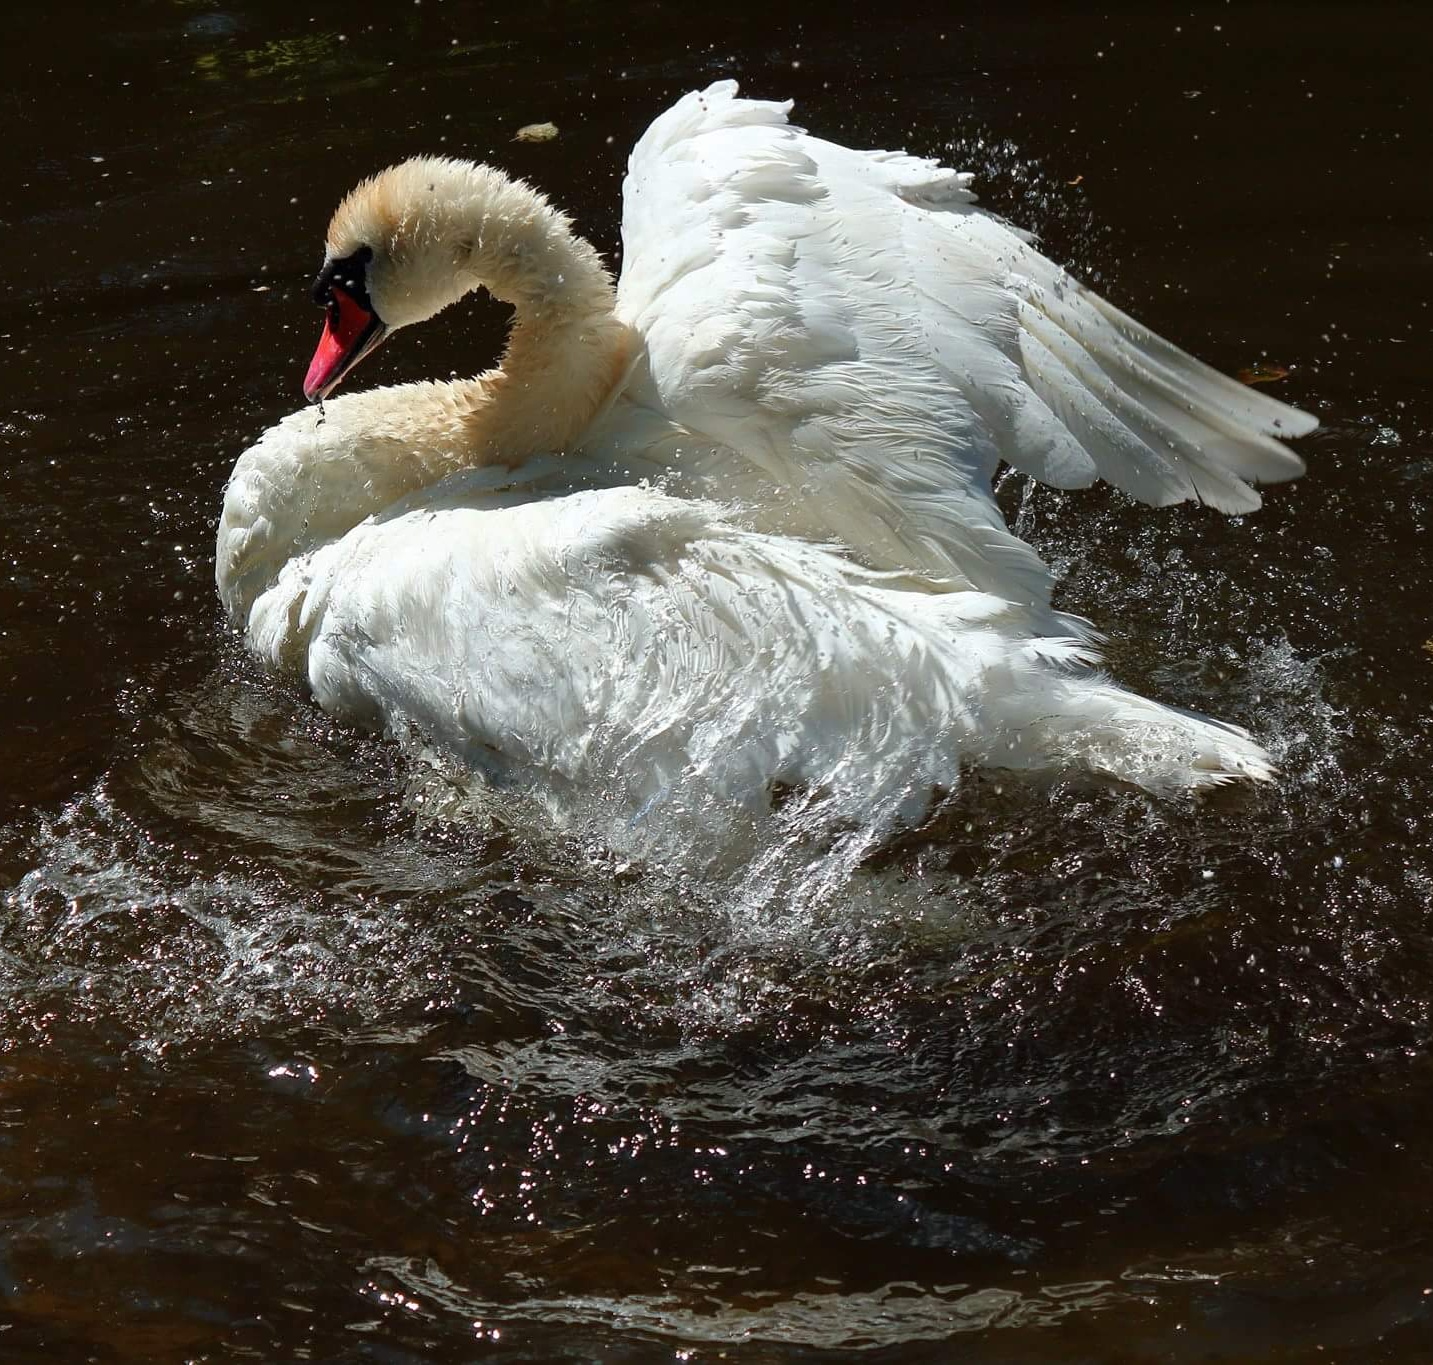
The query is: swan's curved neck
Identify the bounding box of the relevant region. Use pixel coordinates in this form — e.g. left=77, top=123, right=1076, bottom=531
left=422, top=163, right=633, bottom=464
left=218, top=163, right=635, bottom=627
left=334, top=159, right=633, bottom=468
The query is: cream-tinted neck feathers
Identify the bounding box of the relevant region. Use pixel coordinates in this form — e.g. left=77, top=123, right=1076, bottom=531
left=326, top=157, right=633, bottom=463
left=218, top=159, right=634, bottom=624
left=329, top=158, right=610, bottom=317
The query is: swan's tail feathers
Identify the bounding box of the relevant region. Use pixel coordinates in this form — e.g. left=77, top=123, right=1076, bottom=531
left=1006, top=258, right=1316, bottom=514
left=1000, top=669, right=1277, bottom=793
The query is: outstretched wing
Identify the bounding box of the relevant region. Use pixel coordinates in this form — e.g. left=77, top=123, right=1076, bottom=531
left=615, top=81, right=1315, bottom=604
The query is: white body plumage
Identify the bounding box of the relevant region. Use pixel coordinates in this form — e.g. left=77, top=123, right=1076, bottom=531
left=217, top=82, right=1314, bottom=835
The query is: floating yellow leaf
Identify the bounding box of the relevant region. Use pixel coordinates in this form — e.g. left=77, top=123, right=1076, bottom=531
left=514, top=122, right=559, bottom=144
left=1237, top=361, right=1293, bottom=386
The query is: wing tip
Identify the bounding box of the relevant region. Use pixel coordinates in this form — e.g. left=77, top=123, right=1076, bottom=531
left=1266, top=404, right=1320, bottom=441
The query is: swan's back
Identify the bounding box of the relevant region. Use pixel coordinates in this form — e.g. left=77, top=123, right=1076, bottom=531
left=243, top=483, right=1273, bottom=843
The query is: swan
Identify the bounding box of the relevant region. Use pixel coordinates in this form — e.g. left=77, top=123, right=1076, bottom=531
left=216, top=82, right=1316, bottom=833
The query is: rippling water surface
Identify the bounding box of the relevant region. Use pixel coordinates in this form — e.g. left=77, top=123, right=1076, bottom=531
left=3, top=2, right=1432, bottom=1360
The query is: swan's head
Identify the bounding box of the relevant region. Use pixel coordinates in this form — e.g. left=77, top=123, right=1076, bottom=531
left=303, top=158, right=517, bottom=402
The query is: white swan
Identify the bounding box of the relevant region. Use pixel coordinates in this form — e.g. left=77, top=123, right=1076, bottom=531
left=216, top=82, right=1316, bottom=831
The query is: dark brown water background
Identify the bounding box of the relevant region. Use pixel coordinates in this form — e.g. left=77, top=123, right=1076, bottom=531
left=2, top=1, right=1432, bottom=1360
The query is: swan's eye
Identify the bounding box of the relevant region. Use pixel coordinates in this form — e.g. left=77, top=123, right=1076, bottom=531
left=311, top=244, right=375, bottom=309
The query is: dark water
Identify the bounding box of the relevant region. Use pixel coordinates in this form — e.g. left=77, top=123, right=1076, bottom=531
left=3, top=2, right=1432, bottom=1359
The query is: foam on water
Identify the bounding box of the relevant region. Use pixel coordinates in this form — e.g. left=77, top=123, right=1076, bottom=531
left=362, top=1256, right=1127, bottom=1349
left=0, top=586, right=1346, bottom=1067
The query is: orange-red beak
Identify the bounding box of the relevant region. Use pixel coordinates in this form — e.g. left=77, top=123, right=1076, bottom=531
left=303, top=286, right=387, bottom=402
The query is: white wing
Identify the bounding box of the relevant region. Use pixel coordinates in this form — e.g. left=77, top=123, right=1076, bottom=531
left=615, top=81, right=1315, bottom=604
